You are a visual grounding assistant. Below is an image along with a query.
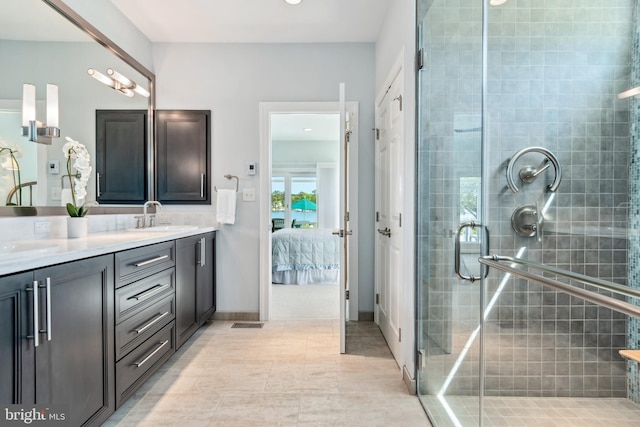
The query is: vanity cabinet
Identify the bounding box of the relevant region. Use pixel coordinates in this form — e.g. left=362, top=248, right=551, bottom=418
left=175, top=231, right=216, bottom=349
left=0, top=230, right=216, bottom=418
left=96, top=110, right=148, bottom=204
left=156, top=110, right=211, bottom=204
left=114, top=242, right=177, bottom=408
left=0, top=255, right=115, bottom=427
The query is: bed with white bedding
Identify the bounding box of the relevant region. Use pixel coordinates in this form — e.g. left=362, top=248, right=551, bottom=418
left=271, top=228, right=340, bottom=285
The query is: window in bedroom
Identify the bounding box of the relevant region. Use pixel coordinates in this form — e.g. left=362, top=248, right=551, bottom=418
left=271, top=173, right=317, bottom=229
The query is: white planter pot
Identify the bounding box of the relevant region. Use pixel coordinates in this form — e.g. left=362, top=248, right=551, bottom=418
left=67, top=217, right=88, bottom=238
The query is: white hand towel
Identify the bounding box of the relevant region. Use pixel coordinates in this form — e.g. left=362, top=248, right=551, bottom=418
left=61, top=188, right=73, bottom=206
left=216, top=189, right=237, bottom=225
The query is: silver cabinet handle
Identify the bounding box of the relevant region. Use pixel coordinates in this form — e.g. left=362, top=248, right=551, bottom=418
left=27, top=281, right=39, bottom=347
left=134, top=340, right=169, bottom=368
left=200, top=174, right=205, bottom=198
left=134, top=255, right=169, bottom=267
left=134, top=311, right=170, bottom=334
left=128, top=283, right=170, bottom=301
left=45, top=277, right=52, bottom=341
left=96, top=172, right=101, bottom=197
left=199, top=237, right=205, bottom=267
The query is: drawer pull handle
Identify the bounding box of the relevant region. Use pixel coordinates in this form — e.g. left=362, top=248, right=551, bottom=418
left=133, top=340, right=169, bottom=368
left=26, top=281, right=39, bottom=347
left=129, top=283, right=170, bottom=301
left=134, top=255, right=169, bottom=267
left=134, top=311, right=170, bottom=334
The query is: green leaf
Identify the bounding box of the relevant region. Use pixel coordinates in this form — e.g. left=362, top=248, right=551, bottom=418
left=66, top=203, right=79, bottom=217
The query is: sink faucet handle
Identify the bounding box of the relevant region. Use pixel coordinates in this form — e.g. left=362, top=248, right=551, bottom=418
left=134, top=215, right=145, bottom=229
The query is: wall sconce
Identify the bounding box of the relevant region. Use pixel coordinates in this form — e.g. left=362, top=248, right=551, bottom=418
left=20, top=83, right=60, bottom=145
left=87, top=68, right=150, bottom=98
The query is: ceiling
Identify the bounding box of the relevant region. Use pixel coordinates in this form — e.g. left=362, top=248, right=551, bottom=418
left=109, top=0, right=391, bottom=43
left=271, top=114, right=339, bottom=142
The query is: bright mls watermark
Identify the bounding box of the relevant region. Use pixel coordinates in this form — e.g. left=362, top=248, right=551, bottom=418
left=1, top=406, right=66, bottom=426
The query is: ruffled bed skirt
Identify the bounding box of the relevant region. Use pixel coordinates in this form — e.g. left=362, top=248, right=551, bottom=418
left=272, top=269, right=339, bottom=285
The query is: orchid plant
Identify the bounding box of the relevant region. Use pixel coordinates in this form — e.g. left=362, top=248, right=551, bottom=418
left=63, top=136, right=92, bottom=217
left=0, top=140, right=22, bottom=206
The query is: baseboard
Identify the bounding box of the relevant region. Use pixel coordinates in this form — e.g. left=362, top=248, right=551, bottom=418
left=403, top=365, right=417, bottom=395
left=212, top=311, right=260, bottom=321
left=358, top=311, right=374, bottom=321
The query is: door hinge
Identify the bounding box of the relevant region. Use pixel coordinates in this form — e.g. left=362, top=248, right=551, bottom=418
left=375, top=128, right=380, bottom=140
left=346, top=290, right=350, bottom=300
left=376, top=293, right=379, bottom=304
left=346, top=211, right=350, bottom=222
left=376, top=211, right=380, bottom=222
left=399, top=213, right=402, bottom=228
left=399, top=328, right=402, bottom=342
left=417, top=48, right=424, bottom=70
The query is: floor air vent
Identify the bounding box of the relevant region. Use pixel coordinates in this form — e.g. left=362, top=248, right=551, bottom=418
left=231, top=322, right=264, bottom=329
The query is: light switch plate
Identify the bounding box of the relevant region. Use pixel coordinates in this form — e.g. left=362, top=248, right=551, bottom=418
left=242, top=188, right=256, bottom=202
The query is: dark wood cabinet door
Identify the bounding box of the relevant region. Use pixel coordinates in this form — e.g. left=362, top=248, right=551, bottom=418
left=96, top=110, right=147, bottom=204
left=0, top=272, right=35, bottom=405
left=156, top=110, right=210, bottom=204
left=197, top=232, right=216, bottom=325
left=175, top=236, right=199, bottom=348
left=34, top=255, right=114, bottom=426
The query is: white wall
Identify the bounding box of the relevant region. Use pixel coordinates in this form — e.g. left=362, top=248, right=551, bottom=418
left=152, top=43, right=376, bottom=316
left=62, top=0, right=154, bottom=71
left=375, top=0, right=417, bottom=381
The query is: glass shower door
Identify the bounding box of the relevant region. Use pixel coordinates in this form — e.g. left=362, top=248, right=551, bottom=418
left=417, top=0, right=640, bottom=426
left=416, top=1, right=484, bottom=425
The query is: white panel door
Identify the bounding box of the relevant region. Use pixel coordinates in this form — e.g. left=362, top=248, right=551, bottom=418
left=375, top=70, right=403, bottom=364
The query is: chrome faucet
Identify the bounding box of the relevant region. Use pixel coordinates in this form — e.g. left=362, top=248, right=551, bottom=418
left=142, top=201, right=162, bottom=228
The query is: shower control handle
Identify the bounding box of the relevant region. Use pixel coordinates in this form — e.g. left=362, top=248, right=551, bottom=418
left=506, top=146, right=562, bottom=193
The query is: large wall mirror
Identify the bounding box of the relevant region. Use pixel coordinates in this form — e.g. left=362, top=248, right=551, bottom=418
left=0, top=0, right=154, bottom=216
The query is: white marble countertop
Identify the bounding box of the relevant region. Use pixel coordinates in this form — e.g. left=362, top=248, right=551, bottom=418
left=0, top=226, right=217, bottom=277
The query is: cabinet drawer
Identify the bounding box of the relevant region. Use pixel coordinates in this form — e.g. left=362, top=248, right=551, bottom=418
left=115, top=294, right=175, bottom=361
left=115, top=241, right=175, bottom=287
left=116, top=321, right=175, bottom=408
left=115, top=269, right=175, bottom=323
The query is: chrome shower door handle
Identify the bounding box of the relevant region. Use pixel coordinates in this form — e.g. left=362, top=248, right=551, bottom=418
left=454, top=221, right=489, bottom=283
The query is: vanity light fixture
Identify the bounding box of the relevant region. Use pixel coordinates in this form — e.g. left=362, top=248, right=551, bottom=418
left=20, top=83, right=60, bottom=145
left=87, top=68, right=150, bottom=98
left=490, top=0, right=508, bottom=5
left=284, top=0, right=302, bottom=4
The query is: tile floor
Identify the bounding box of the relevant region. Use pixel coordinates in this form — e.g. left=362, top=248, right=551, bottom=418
left=103, top=320, right=430, bottom=426
left=421, top=395, right=640, bottom=426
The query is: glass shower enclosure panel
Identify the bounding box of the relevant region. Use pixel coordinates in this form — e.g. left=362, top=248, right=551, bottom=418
left=416, top=1, right=484, bottom=425
left=417, top=0, right=640, bottom=426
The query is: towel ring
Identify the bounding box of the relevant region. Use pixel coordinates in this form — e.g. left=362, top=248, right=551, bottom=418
left=215, top=174, right=239, bottom=192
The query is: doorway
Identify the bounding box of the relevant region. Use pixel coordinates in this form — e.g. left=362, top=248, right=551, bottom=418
left=271, top=113, right=340, bottom=320
left=258, top=101, right=359, bottom=323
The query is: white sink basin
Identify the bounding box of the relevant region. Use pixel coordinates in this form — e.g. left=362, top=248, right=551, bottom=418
left=0, top=242, right=59, bottom=261
left=126, top=225, right=198, bottom=232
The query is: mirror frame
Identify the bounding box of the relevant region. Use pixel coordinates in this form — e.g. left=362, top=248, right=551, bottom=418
left=0, top=0, right=156, bottom=216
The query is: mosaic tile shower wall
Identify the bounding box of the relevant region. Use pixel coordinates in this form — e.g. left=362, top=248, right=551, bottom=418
left=418, top=0, right=634, bottom=399
left=627, top=0, right=640, bottom=405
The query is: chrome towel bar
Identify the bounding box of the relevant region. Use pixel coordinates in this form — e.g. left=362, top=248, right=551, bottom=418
left=479, top=255, right=640, bottom=318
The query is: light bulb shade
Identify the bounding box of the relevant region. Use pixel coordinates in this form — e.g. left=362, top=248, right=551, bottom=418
left=107, top=68, right=134, bottom=88
left=88, top=68, right=115, bottom=87
left=22, top=84, right=36, bottom=126
left=133, top=85, right=150, bottom=98
left=46, top=84, right=59, bottom=128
